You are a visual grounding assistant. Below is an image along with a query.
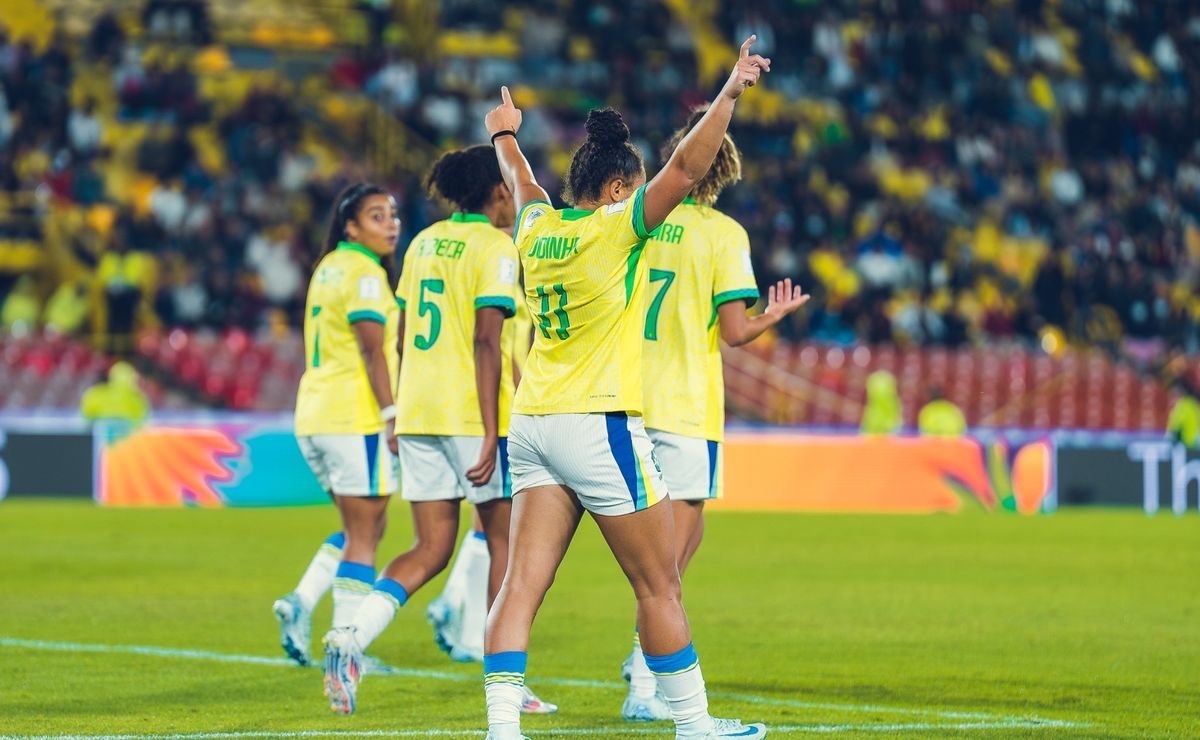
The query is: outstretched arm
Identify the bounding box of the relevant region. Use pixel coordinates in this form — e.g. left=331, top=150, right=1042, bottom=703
left=718, top=278, right=810, bottom=346
left=485, top=86, right=551, bottom=212
left=643, top=36, right=770, bottom=232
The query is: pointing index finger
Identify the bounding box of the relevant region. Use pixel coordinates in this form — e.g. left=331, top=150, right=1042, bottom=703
left=739, top=34, right=757, bottom=59
left=501, top=85, right=513, bottom=107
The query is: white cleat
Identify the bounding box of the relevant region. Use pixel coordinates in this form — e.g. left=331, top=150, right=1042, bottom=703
left=272, top=593, right=311, bottom=666
left=519, top=684, right=558, bottom=714
left=620, top=650, right=633, bottom=682
left=322, top=627, right=362, bottom=715
left=483, top=732, right=530, bottom=740
left=704, top=718, right=768, bottom=738
left=622, top=685, right=672, bottom=721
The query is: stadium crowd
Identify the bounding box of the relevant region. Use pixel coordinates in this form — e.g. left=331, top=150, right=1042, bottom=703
left=2, top=0, right=1200, bottom=370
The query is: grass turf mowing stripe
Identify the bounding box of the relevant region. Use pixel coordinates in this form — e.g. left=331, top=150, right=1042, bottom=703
left=0, top=720, right=1089, bottom=739
left=0, top=636, right=1090, bottom=731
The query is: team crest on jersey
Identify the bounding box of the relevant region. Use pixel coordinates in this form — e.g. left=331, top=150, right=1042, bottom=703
left=523, top=206, right=547, bottom=231
left=358, top=276, right=382, bottom=299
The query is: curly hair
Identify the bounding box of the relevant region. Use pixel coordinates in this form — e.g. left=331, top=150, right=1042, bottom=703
left=425, top=145, right=504, bottom=213
left=564, top=108, right=645, bottom=205
left=660, top=107, right=743, bottom=205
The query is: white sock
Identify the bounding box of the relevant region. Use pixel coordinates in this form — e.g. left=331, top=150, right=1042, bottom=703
left=628, top=631, right=657, bottom=698
left=293, top=533, right=344, bottom=612
left=351, top=579, right=407, bottom=651
left=647, top=643, right=713, bottom=737
left=331, top=561, right=374, bottom=629
left=484, top=651, right=526, bottom=736
left=442, top=530, right=488, bottom=608
left=458, top=532, right=491, bottom=654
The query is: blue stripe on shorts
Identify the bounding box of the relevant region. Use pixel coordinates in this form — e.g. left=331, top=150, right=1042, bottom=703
left=499, top=436, right=512, bottom=498
left=604, top=412, right=639, bottom=509
left=706, top=439, right=719, bottom=499
left=364, top=433, right=379, bottom=495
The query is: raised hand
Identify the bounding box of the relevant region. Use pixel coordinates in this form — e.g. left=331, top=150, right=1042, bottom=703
left=722, top=35, right=771, bottom=100
left=763, top=278, right=811, bottom=320
left=485, top=85, right=524, bottom=137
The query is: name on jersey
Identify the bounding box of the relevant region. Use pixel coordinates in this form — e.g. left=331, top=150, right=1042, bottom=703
left=650, top=223, right=685, bottom=244
left=414, top=237, right=466, bottom=259
left=527, top=235, right=580, bottom=260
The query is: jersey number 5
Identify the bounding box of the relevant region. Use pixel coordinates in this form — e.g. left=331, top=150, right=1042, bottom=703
left=644, top=269, right=675, bottom=341
left=535, top=283, right=570, bottom=340
left=415, top=279, right=444, bottom=350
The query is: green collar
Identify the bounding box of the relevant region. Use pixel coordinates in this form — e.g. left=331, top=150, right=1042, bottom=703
left=337, top=241, right=381, bottom=264
left=682, top=197, right=699, bottom=205
left=450, top=212, right=490, bottom=223
left=561, top=208, right=594, bottom=221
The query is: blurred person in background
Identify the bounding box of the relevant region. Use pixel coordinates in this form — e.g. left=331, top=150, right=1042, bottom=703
left=272, top=184, right=400, bottom=671
left=917, top=386, right=967, bottom=438
left=1, top=275, right=39, bottom=336
left=43, top=278, right=90, bottom=336
left=860, top=370, right=902, bottom=435
left=322, top=146, right=554, bottom=717
left=1167, top=379, right=1199, bottom=449
left=623, top=109, right=808, bottom=723
left=80, top=361, right=149, bottom=427
left=479, top=34, right=771, bottom=740
left=95, top=232, right=153, bottom=356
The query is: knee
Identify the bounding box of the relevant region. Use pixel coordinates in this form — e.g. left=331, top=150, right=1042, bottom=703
left=413, top=536, right=455, bottom=574
left=631, top=568, right=682, bottom=603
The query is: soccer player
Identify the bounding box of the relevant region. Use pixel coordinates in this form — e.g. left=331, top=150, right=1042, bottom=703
left=621, top=111, right=810, bottom=721
left=321, top=146, right=550, bottom=716
left=480, top=37, right=771, bottom=740
left=274, top=183, right=401, bottom=667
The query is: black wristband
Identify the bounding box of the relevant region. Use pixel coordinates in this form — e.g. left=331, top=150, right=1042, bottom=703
left=491, top=130, right=516, bottom=144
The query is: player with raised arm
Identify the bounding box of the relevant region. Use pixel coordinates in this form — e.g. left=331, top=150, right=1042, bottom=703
left=621, top=109, right=810, bottom=721
left=274, top=183, right=401, bottom=667
left=321, top=146, right=550, bottom=716
left=480, top=37, right=772, bottom=740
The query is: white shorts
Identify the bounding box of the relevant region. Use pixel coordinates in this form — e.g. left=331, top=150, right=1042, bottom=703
left=648, top=429, right=722, bottom=502
left=507, top=412, right=668, bottom=517
left=297, top=433, right=399, bottom=497
left=398, top=435, right=510, bottom=505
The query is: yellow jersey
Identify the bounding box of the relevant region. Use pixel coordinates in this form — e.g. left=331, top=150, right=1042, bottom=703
left=642, top=199, right=759, bottom=441
left=395, top=213, right=519, bottom=436
left=512, top=186, right=656, bottom=415
left=512, top=291, right=534, bottom=377
left=296, top=242, right=400, bottom=435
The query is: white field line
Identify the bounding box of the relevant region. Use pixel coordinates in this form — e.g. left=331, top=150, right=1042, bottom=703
left=0, top=637, right=1090, bottom=733
left=0, top=722, right=1088, bottom=739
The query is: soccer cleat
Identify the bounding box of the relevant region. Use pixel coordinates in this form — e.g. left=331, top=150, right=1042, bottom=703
left=483, top=733, right=530, bottom=740
left=272, top=593, right=311, bottom=666
left=707, top=718, right=768, bottom=738
left=622, top=685, right=672, bottom=721
left=621, top=650, right=633, bottom=682
left=322, top=627, right=362, bottom=715
left=449, top=642, right=484, bottom=663
left=519, top=684, right=558, bottom=714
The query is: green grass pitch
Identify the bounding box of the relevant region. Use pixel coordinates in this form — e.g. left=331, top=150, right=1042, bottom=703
left=0, top=500, right=1196, bottom=738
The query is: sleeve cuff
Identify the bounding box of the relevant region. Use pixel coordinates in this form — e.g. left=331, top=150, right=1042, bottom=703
left=713, top=288, right=760, bottom=310
left=631, top=185, right=654, bottom=240
left=475, top=296, right=517, bottom=318
left=348, top=309, right=387, bottom=324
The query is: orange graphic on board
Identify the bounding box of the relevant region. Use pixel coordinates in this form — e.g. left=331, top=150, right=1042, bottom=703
left=99, top=427, right=241, bottom=506
left=713, top=434, right=1053, bottom=513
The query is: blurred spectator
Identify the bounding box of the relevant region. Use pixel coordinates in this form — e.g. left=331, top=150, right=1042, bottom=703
left=860, top=370, right=902, bottom=435
left=80, top=361, right=150, bottom=426
left=43, top=279, right=90, bottom=336
left=918, top=387, right=968, bottom=437
left=96, top=237, right=153, bottom=355
left=1, top=276, right=40, bottom=336
left=1167, top=380, right=1199, bottom=448
left=68, top=99, right=103, bottom=156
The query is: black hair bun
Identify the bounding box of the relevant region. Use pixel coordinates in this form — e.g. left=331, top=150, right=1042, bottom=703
left=585, top=108, right=631, bottom=146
